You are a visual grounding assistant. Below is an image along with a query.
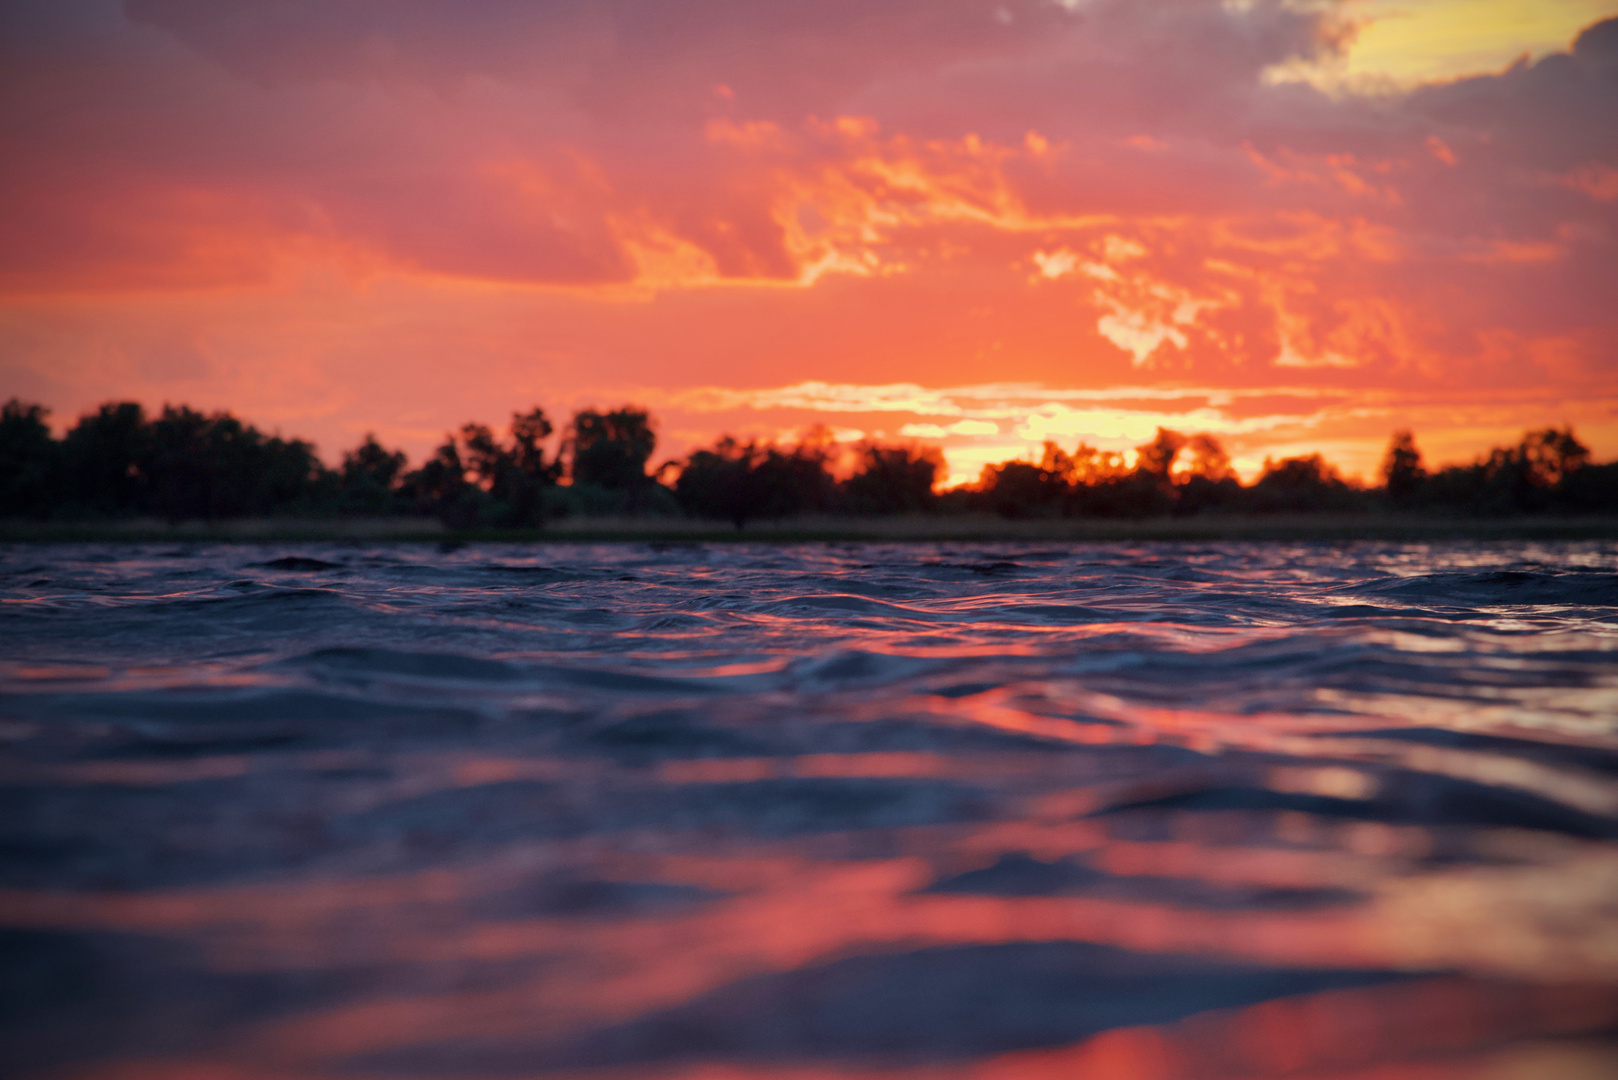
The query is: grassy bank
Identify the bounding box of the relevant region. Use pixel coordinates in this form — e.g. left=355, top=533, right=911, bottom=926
left=4, top=513, right=1618, bottom=544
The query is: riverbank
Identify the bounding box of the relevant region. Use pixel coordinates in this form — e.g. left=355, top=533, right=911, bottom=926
left=4, top=513, right=1618, bottom=543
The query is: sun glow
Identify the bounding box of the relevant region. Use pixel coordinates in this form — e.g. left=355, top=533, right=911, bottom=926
left=1272, top=0, right=1618, bottom=90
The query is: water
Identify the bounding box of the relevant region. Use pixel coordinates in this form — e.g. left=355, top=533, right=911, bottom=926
left=3, top=540, right=1617, bottom=1079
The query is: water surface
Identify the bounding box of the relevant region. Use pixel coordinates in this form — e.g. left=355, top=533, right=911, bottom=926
left=3, top=541, right=1618, bottom=1079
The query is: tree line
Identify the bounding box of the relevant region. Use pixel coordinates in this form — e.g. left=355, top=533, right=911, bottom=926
left=0, top=397, right=1612, bottom=525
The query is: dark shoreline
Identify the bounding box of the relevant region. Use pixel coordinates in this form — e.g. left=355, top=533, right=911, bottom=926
left=4, top=513, right=1618, bottom=543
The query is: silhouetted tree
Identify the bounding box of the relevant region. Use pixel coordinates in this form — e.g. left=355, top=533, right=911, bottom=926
left=674, top=438, right=760, bottom=529
left=751, top=440, right=837, bottom=518
left=1040, top=433, right=1173, bottom=519
left=1182, top=434, right=1235, bottom=482
left=1248, top=454, right=1361, bottom=513
left=1424, top=426, right=1591, bottom=514
left=673, top=435, right=837, bottom=528
left=1380, top=430, right=1426, bottom=508
left=977, top=461, right=1064, bottom=519
left=0, top=400, right=58, bottom=517
left=1173, top=434, right=1243, bottom=515
left=1135, top=427, right=1187, bottom=480
left=338, top=435, right=408, bottom=515
left=459, top=423, right=503, bottom=485
left=60, top=402, right=148, bottom=516
left=141, top=406, right=216, bottom=520
left=1056, top=442, right=1130, bottom=487
left=256, top=430, right=333, bottom=515
left=1520, top=426, right=1589, bottom=487
left=1053, top=442, right=1134, bottom=516
left=396, top=407, right=566, bottom=526
left=1557, top=460, right=1618, bottom=513
left=400, top=436, right=482, bottom=527
left=7, top=396, right=1613, bottom=525
left=975, top=442, right=1075, bottom=519
left=974, top=432, right=1245, bottom=519
left=1103, top=427, right=1187, bottom=516
left=510, top=407, right=563, bottom=484
left=460, top=407, right=564, bottom=524
left=570, top=407, right=656, bottom=490
left=494, top=407, right=564, bottom=523
left=841, top=442, right=942, bottom=514
left=134, top=406, right=328, bottom=522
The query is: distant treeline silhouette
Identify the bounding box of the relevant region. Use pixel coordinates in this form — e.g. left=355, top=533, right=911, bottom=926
left=1, top=398, right=1613, bottom=526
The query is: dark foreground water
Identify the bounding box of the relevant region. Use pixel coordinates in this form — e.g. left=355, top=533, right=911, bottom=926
left=3, top=541, right=1618, bottom=1080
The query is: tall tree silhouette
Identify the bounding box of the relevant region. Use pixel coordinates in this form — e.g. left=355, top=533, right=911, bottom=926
left=1174, top=434, right=1243, bottom=515
left=1183, top=434, right=1234, bottom=481
left=1135, top=427, right=1187, bottom=481
left=1380, top=430, right=1426, bottom=507
left=338, top=435, right=408, bottom=515
left=569, top=407, right=656, bottom=490
left=400, top=436, right=480, bottom=527
left=465, top=407, right=563, bottom=524
left=510, top=408, right=562, bottom=483
left=1519, top=427, right=1589, bottom=487
left=841, top=442, right=942, bottom=514
left=0, top=400, right=58, bottom=517
left=61, top=402, right=148, bottom=516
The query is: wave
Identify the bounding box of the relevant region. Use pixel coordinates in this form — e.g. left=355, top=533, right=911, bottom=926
left=3, top=539, right=1617, bottom=1077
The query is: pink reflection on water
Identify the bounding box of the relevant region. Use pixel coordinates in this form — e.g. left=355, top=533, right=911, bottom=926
left=7, top=571, right=1618, bottom=1079
left=8, top=754, right=1618, bottom=1078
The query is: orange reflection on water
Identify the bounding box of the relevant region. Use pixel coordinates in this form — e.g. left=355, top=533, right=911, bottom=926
left=977, top=979, right=1618, bottom=1080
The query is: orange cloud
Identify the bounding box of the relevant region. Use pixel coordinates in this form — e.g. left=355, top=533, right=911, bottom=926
left=1, top=1, right=1614, bottom=485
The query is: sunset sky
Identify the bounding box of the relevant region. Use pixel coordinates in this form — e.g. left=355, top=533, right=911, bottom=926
left=2, top=0, right=1616, bottom=486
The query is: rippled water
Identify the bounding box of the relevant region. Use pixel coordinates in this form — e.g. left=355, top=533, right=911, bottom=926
left=3, top=540, right=1618, bottom=1079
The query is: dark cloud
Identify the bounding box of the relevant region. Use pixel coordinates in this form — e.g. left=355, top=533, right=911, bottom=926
left=117, top=0, right=1349, bottom=126
left=120, top=0, right=1064, bottom=120
left=1411, top=16, right=1618, bottom=159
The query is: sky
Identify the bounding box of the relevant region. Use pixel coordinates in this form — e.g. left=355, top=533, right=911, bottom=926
left=2, top=0, right=1616, bottom=486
